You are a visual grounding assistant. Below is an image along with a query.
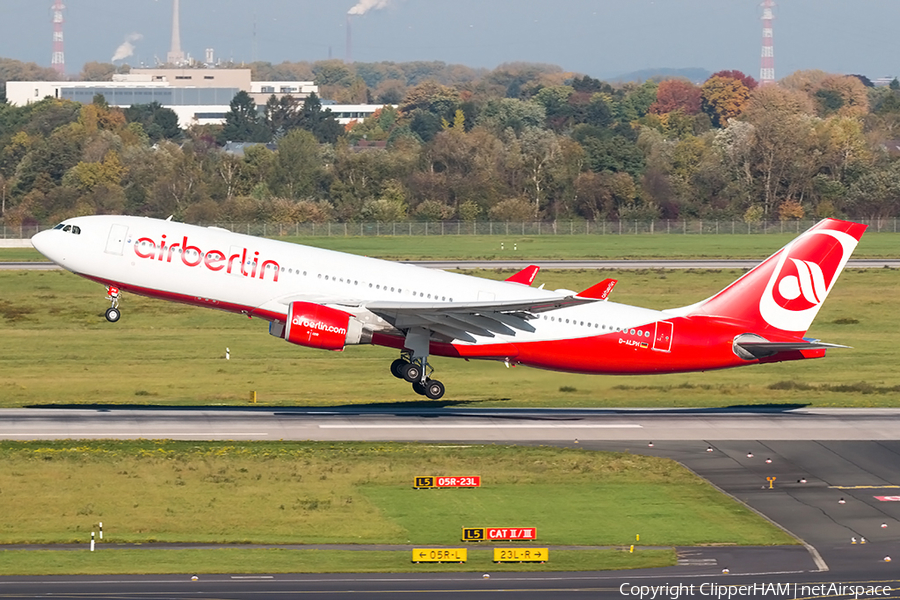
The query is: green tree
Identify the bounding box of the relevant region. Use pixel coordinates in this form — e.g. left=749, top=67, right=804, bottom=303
left=270, top=129, right=322, bottom=199
left=124, top=102, right=182, bottom=142
left=220, top=91, right=271, bottom=143
left=295, top=93, right=343, bottom=144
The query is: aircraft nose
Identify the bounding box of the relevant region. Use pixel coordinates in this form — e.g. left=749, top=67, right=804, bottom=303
left=31, top=229, right=56, bottom=261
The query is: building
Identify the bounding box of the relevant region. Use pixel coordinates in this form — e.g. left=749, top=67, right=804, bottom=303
left=5, top=69, right=318, bottom=128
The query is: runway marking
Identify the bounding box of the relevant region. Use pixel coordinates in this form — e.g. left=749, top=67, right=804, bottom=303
left=829, top=485, right=900, bottom=489
left=230, top=575, right=274, bottom=579
left=318, top=423, right=642, bottom=429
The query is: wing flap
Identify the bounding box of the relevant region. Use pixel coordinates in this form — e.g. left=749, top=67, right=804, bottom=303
left=366, top=293, right=593, bottom=343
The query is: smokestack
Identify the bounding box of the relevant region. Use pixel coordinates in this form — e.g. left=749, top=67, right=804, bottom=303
left=167, top=0, right=185, bottom=65
left=346, top=15, right=352, bottom=63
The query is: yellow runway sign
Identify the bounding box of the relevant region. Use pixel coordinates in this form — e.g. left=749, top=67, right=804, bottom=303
left=412, top=548, right=467, bottom=563
left=493, top=548, right=548, bottom=562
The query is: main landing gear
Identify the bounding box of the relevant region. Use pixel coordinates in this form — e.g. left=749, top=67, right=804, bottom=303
left=391, top=355, right=445, bottom=400
left=105, top=286, right=121, bottom=322
left=391, top=327, right=445, bottom=400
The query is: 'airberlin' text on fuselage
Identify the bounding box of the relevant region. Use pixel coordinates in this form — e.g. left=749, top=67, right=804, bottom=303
left=134, top=235, right=280, bottom=282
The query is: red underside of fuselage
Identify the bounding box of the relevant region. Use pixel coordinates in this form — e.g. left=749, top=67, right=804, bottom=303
left=82, top=274, right=824, bottom=376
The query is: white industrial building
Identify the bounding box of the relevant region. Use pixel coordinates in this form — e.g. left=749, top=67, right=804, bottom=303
left=6, top=68, right=390, bottom=128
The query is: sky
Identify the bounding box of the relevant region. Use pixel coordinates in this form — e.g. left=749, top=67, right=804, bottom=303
left=0, top=0, right=896, bottom=80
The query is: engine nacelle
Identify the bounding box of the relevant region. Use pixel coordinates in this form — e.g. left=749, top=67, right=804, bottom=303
left=281, top=301, right=366, bottom=351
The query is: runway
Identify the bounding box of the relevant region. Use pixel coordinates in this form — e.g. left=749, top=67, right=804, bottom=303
left=3, top=407, right=900, bottom=598
left=3, top=406, right=900, bottom=441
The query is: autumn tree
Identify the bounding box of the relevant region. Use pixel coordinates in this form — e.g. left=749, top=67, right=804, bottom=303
left=701, top=76, right=750, bottom=127
left=649, top=80, right=702, bottom=116
left=710, top=70, right=757, bottom=90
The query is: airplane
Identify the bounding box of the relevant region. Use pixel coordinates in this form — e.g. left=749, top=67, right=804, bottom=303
left=31, top=216, right=866, bottom=400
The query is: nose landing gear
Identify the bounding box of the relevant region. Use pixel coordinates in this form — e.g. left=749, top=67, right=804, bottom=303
left=105, top=286, right=121, bottom=322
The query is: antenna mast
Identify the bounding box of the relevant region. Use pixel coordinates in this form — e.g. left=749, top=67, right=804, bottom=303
left=51, top=0, right=66, bottom=76
left=760, top=0, right=775, bottom=85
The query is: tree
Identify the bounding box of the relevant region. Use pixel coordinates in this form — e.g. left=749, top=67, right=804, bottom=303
left=489, top=198, right=534, bottom=221
left=847, top=162, right=900, bottom=219
left=649, top=80, right=702, bottom=115
left=79, top=62, right=118, bottom=82
left=295, top=93, right=343, bottom=144
left=124, top=102, right=181, bottom=142
left=270, top=129, right=322, bottom=199
left=475, top=98, right=546, bottom=135
left=710, top=70, right=757, bottom=90
left=701, top=76, right=750, bottom=127
left=219, top=91, right=271, bottom=143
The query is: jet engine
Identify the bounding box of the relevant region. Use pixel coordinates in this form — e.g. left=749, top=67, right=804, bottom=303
left=275, top=301, right=368, bottom=351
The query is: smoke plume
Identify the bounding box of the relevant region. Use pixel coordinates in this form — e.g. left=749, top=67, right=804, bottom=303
left=348, top=0, right=391, bottom=15
left=112, top=33, right=143, bottom=62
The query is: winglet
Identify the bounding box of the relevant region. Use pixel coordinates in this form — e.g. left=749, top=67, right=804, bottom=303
left=578, top=278, right=617, bottom=300
left=506, top=265, right=540, bottom=286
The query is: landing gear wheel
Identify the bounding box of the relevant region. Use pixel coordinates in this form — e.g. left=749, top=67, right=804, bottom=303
left=390, top=358, right=408, bottom=379
left=424, top=379, right=445, bottom=400
left=412, top=381, right=427, bottom=396
left=105, top=307, right=121, bottom=323
left=402, top=362, right=422, bottom=383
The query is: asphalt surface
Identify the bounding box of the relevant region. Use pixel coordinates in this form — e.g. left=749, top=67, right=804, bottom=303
left=2, top=409, right=900, bottom=598
left=3, top=406, right=900, bottom=441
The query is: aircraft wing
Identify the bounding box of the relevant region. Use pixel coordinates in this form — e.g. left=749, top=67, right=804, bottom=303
left=365, top=294, right=598, bottom=343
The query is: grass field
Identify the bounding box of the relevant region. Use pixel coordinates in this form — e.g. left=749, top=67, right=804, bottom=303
left=0, top=440, right=787, bottom=574
left=3, top=229, right=900, bottom=262
left=0, top=548, right=676, bottom=575
left=0, top=267, right=897, bottom=408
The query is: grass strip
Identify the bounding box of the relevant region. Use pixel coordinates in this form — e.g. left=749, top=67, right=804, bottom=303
left=0, top=547, right=676, bottom=575
left=0, top=441, right=795, bottom=547
left=3, top=230, right=899, bottom=262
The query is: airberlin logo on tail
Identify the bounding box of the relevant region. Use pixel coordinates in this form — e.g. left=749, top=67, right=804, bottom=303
left=777, top=259, right=827, bottom=306
left=759, top=229, right=858, bottom=332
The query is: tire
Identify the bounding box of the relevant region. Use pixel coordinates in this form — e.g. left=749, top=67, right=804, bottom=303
left=424, top=380, right=445, bottom=400
left=390, top=358, right=408, bottom=379
left=412, top=381, right=427, bottom=396
left=402, top=362, right=422, bottom=383
left=105, top=307, right=121, bottom=323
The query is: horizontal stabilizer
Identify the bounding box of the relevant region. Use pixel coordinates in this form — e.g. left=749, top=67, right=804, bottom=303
left=578, top=278, right=617, bottom=300
left=506, top=265, right=540, bottom=285
left=733, top=335, right=850, bottom=360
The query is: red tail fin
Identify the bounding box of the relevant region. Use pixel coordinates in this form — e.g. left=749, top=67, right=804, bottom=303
left=679, top=219, right=866, bottom=336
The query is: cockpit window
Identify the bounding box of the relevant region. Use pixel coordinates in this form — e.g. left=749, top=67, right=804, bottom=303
left=53, top=223, right=65, bottom=230
left=62, top=225, right=71, bottom=232
left=72, top=226, right=81, bottom=235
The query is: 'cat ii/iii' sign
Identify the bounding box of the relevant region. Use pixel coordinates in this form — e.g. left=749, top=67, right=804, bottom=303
left=461, top=527, right=536, bottom=542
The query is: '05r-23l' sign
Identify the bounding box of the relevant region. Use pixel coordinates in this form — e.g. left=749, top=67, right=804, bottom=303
left=414, top=476, right=481, bottom=488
